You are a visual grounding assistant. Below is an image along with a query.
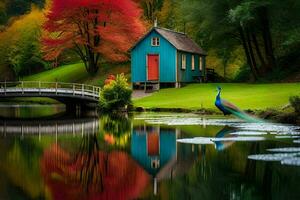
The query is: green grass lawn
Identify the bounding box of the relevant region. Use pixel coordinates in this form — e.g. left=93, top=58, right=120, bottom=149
left=134, top=83, right=300, bottom=110
left=23, top=63, right=89, bottom=82
left=23, top=62, right=130, bottom=86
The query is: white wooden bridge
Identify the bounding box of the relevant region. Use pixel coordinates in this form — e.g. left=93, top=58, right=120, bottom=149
left=0, top=81, right=101, bottom=104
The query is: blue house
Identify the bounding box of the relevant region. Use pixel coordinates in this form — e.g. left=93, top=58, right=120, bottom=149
left=131, top=26, right=207, bottom=88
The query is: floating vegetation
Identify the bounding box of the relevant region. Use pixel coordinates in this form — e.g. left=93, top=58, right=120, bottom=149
left=136, top=115, right=300, bottom=136
left=281, top=157, right=300, bottom=166
left=294, top=140, right=300, bottom=143
left=275, top=135, right=300, bottom=139
left=177, top=137, right=214, bottom=145
left=177, top=136, right=265, bottom=145
left=230, top=131, right=268, bottom=135
left=248, top=153, right=300, bottom=161
left=212, top=136, right=265, bottom=142
left=267, top=147, right=300, bottom=152
left=248, top=152, right=300, bottom=167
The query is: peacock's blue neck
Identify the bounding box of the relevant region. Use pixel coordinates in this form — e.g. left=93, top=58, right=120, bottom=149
left=216, top=90, right=221, bottom=100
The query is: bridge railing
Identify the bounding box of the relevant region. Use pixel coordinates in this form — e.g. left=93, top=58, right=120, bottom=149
left=0, top=81, right=101, bottom=99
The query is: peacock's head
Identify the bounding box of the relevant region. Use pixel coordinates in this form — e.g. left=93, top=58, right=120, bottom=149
left=217, top=86, right=222, bottom=91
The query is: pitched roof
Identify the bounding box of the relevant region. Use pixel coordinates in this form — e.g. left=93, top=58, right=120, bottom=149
left=131, top=27, right=207, bottom=55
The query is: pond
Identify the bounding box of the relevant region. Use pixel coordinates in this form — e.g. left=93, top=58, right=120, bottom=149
left=0, top=109, right=300, bottom=199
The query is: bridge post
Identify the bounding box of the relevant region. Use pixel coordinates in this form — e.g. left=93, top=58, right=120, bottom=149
left=4, top=122, right=6, bottom=137
left=21, top=125, right=24, bottom=140
left=38, top=124, right=41, bottom=141
left=56, top=82, right=58, bottom=95
left=55, top=123, right=58, bottom=144
left=82, top=84, right=84, bottom=96
left=4, top=80, right=6, bottom=95
left=73, top=84, right=75, bottom=96
left=21, top=81, right=24, bottom=94
left=39, top=81, right=41, bottom=94
left=81, top=123, right=84, bottom=137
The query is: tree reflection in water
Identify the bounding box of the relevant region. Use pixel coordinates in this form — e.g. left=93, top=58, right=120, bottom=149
left=76, top=134, right=103, bottom=193
left=41, top=132, right=150, bottom=199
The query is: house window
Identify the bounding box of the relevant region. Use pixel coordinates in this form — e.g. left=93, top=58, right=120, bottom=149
left=199, top=56, right=203, bottom=71
left=191, top=55, right=195, bottom=70
left=181, top=54, right=186, bottom=69
left=151, top=37, right=160, bottom=46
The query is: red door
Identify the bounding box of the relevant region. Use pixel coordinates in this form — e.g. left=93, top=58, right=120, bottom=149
left=147, top=54, right=159, bottom=81
left=147, top=132, right=159, bottom=156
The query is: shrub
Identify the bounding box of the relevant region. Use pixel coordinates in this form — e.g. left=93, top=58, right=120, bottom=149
left=289, top=96, right=300, bottom=114
left=99, top=73, right=132, bottom=112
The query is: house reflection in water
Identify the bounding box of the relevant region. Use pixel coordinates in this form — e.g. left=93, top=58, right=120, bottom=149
left=131, top=125, right=177, bottom=195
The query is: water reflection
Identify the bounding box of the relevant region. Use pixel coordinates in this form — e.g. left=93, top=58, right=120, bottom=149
left=0, top=104, right=65, bottom=118
left=41, top=136, right=150, bottom=200
left=0, top=118, right=99, bottom=137
left=131, top=125, right=177, bottom=195
left=0, top=113, right=300, bottom=199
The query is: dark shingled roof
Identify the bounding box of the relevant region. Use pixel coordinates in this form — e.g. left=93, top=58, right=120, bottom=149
left=131, top=27, right=207, bottom=55
left=154, top=27, right=207, bottom=55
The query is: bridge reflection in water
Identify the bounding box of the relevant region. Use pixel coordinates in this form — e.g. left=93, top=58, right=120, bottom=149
left=0, top=118, right=99, bottom=137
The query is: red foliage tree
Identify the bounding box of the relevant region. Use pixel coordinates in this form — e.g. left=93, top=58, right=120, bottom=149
left=42, top=0, right=146, bottom=74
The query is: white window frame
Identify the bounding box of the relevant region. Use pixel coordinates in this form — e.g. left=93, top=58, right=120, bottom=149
left=199, top=56, right=203, bottom=71
left=191, top=55, right=195, bottom=70
left=181, top=54, right=186, bottom=69
left=151, top=37, right=160, bottom=46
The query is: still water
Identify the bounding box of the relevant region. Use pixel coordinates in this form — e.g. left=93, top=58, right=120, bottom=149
left=0, top=107, right=300, bottom=200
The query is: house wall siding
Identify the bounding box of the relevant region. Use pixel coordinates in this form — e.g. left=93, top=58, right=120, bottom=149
left=131, top=31, right=176, bottom=83
left=177, top=51, right=205, bottom=82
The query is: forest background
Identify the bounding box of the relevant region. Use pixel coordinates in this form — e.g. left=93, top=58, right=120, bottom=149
left=0, top=0, right=299, bottom=83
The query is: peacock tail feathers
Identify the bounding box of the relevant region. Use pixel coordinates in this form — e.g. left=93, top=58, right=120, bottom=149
left=224, top=107, right=265, bottom=123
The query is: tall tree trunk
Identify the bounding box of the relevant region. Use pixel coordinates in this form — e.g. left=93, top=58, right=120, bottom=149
left=259, top=6, right=276, bottom=70
left=252, top=33, right=267, bottom=72
left=246, top=29, right=259, bottom=75
left=239, top=26, right=258, bottom=80
left=223, top=63, right=226, bottom=79
left=87, top=52, right=99, bottom=74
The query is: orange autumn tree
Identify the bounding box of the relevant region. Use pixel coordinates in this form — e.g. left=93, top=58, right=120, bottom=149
left=42, top=0, right=145, bottom=74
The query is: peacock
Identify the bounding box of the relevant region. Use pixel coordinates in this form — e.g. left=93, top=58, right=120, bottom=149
left=215, top=86, right=264, bottom=123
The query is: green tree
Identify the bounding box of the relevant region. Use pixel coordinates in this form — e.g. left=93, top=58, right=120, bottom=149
left=0, top=8, right=47, bottom=78
left=140, top=0, right=164, bottom=23
left=0, top=1, right=7, bottom=24
left=179, top=0, right=300, bottom=80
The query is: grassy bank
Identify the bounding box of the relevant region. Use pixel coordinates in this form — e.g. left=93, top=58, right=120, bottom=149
left=23, top=63, right=89, bottom=82
left=134, top=83, right=300, bottom=111
left=23, top=62, right=130, bottom=86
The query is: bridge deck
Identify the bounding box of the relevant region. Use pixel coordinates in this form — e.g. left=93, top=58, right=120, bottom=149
left=0, top=81, right=101, bottom=104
